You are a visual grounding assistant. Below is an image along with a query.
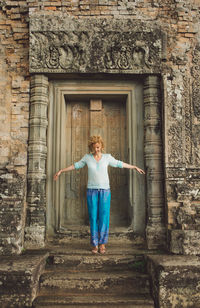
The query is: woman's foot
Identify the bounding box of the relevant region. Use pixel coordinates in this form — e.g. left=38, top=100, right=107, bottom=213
left=99, top=244, right=106, bottom=254
left=91, top=246, right=98, bottom=254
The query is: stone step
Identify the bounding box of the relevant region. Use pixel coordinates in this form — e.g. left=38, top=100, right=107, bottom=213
left=46, top=253, right=146, bottom=272
left=45, top=238, right=150, bottom=257
left=39, top=270, right=150, bottom=295
left=33, top=293, right=155, bottom=308
left=47, top=243, right=148, bottom=254
left=44, top=239, right=152, bottom=273
left=33, top=239, right=155, bottom=307
left=48, top=227, right=145, bottom=246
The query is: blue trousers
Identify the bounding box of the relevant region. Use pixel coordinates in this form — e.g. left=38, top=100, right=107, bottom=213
left=87, top=189, right=111, bottom=246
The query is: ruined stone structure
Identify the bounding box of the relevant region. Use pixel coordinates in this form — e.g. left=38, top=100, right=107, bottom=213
left=0, top=0, right=200, bottom=307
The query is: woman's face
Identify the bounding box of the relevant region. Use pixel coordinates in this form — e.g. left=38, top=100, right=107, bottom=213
left=93, top=142, right=102, bottom=154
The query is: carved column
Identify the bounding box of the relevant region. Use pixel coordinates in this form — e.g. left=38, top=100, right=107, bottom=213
left=144, top=75, right=166, bottom=249
left=25, top=75, right=48, bottom=248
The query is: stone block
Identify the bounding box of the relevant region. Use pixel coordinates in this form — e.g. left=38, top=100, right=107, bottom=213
left=0, top=252, right=48, bottom=307
left=167, top=202, right=180, bottom=227
left=185, top=33, right=195, bottom=38
left=44, top=6, right=57, bottom=11
left=0, top=170, right=25, bottom=255
left=18, top=1, right=28, bottom=7
left=0, top=145, right=10, bottom=157
left=99, top=0, right=109, bottom=5
left=11, top=105, right=21, bottom=115
left=10, top=8, right=20, bottom=13
left=11, top=13, right=21, bottom=20
left=13, top=152, right=27, bottom=166
left=24, top=226, right=46, bottom=249
left=169, top=229, right=200, bottom=255
left=146, top=224, right=166, bottom=250
left=12, top=76, right=23, bottom=89
left=147, top=255, right=200, bottom=308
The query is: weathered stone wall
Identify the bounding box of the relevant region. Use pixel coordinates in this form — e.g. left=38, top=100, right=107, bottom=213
left=0, top=3, right=29, bottom=254
left=0, top=0, right=199, bottom=254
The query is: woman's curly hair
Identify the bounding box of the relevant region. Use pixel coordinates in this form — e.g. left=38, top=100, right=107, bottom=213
left=88, top=135, right=104, bottom=153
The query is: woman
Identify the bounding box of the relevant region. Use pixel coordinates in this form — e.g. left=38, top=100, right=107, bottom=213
left=54, top=135, right=145, bottom=254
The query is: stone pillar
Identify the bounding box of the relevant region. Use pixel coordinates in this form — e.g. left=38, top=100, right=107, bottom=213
left=144, top=75, right=166, bottom=249
left=25, top=75, right=48, bottom=248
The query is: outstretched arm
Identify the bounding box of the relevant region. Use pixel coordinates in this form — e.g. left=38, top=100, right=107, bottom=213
left=123, top=163, right=145, bottom=174
left=54, top=164, right=75, bottom=181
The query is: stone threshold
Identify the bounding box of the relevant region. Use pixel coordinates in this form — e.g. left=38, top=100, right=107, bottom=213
left=47, top=226, right=146, bottom=247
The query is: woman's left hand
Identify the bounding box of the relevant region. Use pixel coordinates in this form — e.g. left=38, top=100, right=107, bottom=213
left=134, top=166, right=145, bottom=174
left=122, top=162, right=145, bottom=174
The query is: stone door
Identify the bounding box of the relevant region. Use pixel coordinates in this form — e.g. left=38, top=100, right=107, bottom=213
left=61, top=97, right=129, bottom=230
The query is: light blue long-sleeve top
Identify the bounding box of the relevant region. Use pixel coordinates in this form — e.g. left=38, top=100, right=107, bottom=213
left=74, top=154, right=123, bottom=189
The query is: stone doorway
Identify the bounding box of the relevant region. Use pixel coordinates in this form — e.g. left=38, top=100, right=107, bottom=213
left=26, top=15, right=166, bottom=249
left=46, top=80, right=146, bottom=236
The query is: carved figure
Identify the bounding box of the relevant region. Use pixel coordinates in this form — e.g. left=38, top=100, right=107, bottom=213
left=132, top=42, right=152, bottom=68
left=132, top=46, right=145, bottom=66
left=59, top=46, right=74, bottom=69
left=30, top=33, right=47, bottom=68
left=117, top=46, right=129, bottom=69
left=105, top=48, right=115, bottom=69
left=46, top=46, right=60, bottom=69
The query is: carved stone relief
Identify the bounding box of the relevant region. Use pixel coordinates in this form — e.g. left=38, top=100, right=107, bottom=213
left=192, top=125, right=200, bottom=166
left=29, top=15, right=164, bottom=74
left=192, top=44, right=200, bottom=120
left=103, top=38, right=154, bottom=70
left=30, top=31, right=89, bottom=72
left=191, top=44, right=200, bottom=166
left=168, top=123, right=183, bottom=165
left=184, top=76, right=192, bottom=165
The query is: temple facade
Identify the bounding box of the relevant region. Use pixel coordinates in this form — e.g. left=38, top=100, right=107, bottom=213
left=1, top=0, right=199, bottom=256
left=0, top=1, right=200, bottom=306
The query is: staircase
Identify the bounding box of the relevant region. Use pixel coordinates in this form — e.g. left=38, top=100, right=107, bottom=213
left=33, top=232, right=155, bottom=307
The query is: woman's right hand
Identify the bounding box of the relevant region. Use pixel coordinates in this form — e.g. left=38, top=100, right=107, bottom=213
left=54, top=170, right=62, bottom=181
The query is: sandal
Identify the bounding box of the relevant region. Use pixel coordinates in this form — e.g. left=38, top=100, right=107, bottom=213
left=91, top=246, right=98, bottom=254
left=99, top=244, right=106, bottom=254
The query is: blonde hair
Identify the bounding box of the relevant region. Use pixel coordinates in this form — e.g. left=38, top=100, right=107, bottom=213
left=88, top=135, right=104, bottom=153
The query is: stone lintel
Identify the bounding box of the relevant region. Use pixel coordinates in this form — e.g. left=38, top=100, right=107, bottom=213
left=29, top=15, right=164, bottom=74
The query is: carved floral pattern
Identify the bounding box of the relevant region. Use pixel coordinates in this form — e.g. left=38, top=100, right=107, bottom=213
left=168, top=123, right=183, bottom=164
left=191, top=44, right=200, bottom=166
left=30, top=29, right=162, bottom=73
left=104, top=40, right=153, bottom=70
left=183, top=76, right=192, bottom=165
left=192, top=44, right=200, bottom=119
left=30, top=31, right=89, bottom=71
